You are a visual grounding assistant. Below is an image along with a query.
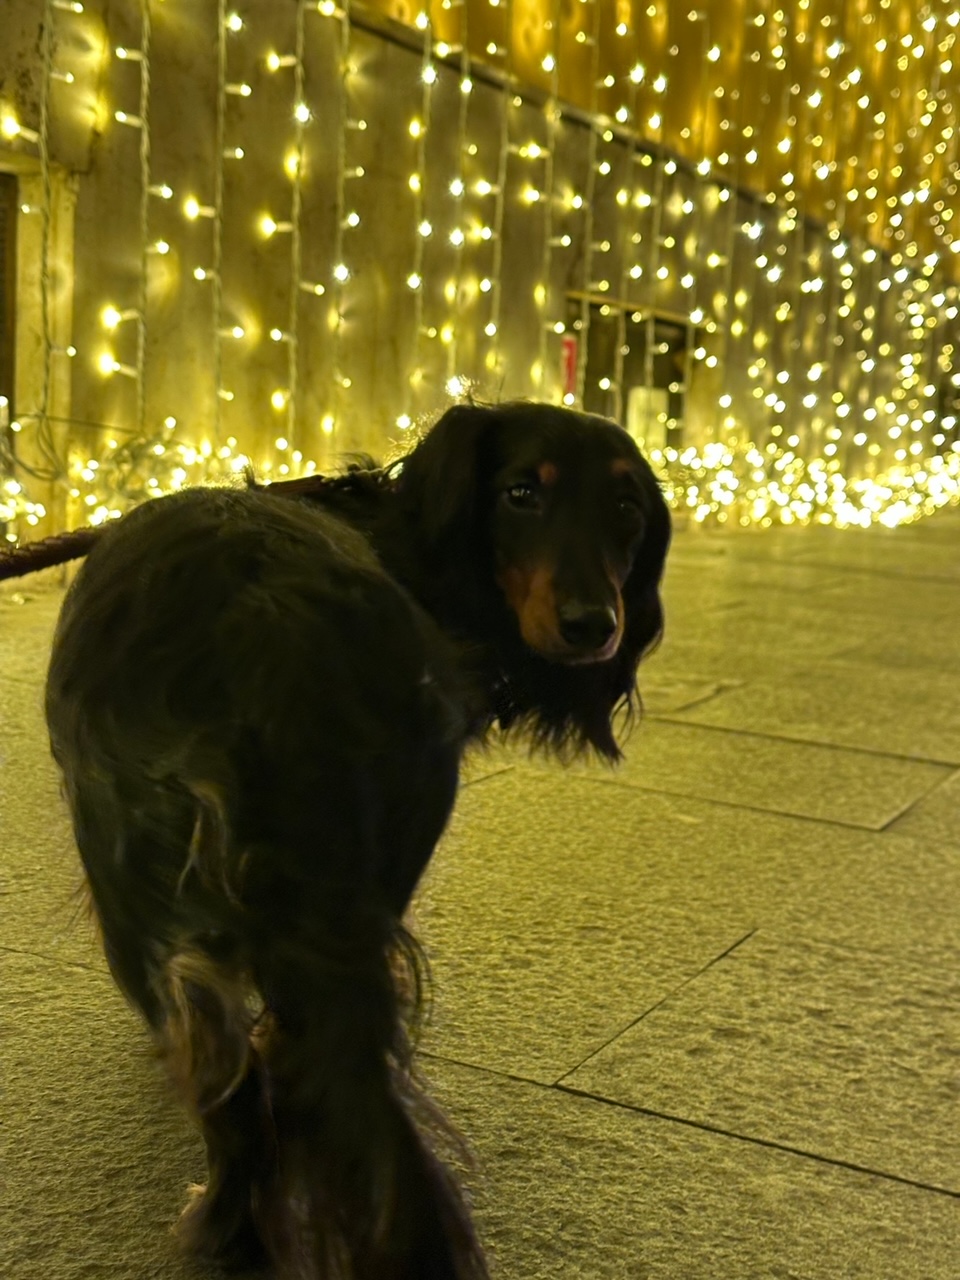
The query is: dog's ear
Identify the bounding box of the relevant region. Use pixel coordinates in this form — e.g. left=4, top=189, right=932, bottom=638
left=393, top=403, right=499, bottom=549
left=610, top=465, right=672, bottom=704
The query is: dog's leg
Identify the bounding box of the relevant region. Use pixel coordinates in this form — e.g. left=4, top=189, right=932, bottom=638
left=157, top=948, right=273, bottom=1271
left=252, top=909, right=486, bottom=1280
left=176, top=1057, right=272, bottom=1271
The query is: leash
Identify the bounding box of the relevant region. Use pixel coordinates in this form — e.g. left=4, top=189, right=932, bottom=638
left=0, top=466, right=392, bottom=582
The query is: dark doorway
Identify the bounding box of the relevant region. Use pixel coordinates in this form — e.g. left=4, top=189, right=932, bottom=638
left=566, top=297, right=688, bottom=451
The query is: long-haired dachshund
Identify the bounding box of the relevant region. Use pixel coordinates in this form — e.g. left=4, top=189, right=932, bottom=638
left=44, top=400, right=670, bottom=1278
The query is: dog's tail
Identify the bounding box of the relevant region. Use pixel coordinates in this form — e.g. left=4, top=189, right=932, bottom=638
left=247, top=909, right=488, bottom=1280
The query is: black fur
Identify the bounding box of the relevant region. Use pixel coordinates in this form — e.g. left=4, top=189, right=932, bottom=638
left=44, top=400, right=670, bottom=1278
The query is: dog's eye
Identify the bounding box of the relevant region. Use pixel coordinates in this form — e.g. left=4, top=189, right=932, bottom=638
left=617, top=495, right=644, bottom=518
left=504, top=483, right=542, bottom=511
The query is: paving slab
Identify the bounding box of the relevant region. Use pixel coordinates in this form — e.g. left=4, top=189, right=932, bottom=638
left=541, top=716, right=952, bottom=829
left=564, top=930, right=960, bottom=1194
left=417, top=772, right=960, bottom=1091
left=665, top=661, right=960, bottom=764
left=0, top=950, right=209, bottom=1280
left=887, top=766, right=960, bottom=848
left=428, top=1059, right=960, bottom=1280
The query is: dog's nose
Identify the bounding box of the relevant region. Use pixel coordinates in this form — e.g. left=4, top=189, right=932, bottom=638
left=558, top=602, right=618, bottom=651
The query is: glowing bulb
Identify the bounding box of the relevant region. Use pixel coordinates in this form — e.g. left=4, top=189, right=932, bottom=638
left=333, top=263, right=350, bottom=282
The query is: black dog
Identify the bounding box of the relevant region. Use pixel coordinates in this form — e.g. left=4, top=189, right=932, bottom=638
left=44, top=401, right=670, bottom=1278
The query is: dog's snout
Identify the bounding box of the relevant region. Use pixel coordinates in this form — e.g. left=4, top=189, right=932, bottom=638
left=558, top=602, right=618, bottom=651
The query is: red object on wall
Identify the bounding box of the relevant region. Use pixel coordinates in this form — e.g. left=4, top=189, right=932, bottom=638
left=561, top=333, right=578, bottom=398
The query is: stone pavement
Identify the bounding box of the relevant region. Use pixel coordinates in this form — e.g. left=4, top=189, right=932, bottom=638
left=1, top=505, right=958, bottom=1277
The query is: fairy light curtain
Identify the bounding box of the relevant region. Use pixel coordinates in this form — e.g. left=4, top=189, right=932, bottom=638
left=1, top=0, right=959, bottom=538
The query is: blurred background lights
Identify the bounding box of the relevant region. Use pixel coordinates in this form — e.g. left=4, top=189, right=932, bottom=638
left=1, top=0, right=959, bottom=541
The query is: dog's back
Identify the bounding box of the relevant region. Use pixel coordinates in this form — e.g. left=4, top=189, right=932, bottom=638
left=45, top=485, right=485, bottom=1277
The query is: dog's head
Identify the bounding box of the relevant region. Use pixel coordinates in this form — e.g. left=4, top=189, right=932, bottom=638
left=391, top=400, right=670, bottom=757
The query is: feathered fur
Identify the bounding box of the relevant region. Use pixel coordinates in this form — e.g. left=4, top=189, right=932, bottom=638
left=44, top=400, right=670, bottom=1278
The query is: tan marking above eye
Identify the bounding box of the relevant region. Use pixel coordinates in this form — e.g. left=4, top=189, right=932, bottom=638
left=537, top=462, right=559, bottom=486
left=611, top=458, right=636, bottom=477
